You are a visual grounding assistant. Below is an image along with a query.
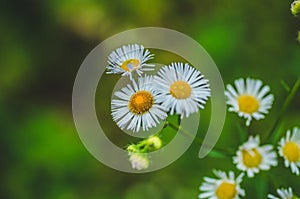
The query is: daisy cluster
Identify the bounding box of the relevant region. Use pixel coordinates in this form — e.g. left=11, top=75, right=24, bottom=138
left=104, top=44, right=300, bottom=197
left=106, top=44, right=211, bottom=170
left=198, top=78, right=300, bottom=199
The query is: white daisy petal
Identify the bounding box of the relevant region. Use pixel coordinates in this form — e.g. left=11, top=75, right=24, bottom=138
left=153, top=62, right=211, bottom=118
left=225, top=78, right=274, bottom=126
left=267, top=187, right=295, bottom=199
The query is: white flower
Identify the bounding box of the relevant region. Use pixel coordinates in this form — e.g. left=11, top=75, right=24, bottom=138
left=233, top=135, right=277, bottom=177
left=225, top=78, right=274, bottom=126
left=129, top=153, right=149, bottom=170
left=199, top=170, right=245, bottom=199
left=268, top=187, right=295, bottom=199
left=153, top=62, right=210, bottom=118
left=111, top=75, right=167, bottom=132
left=106, top=44, right=154, bottom=80
left=278, top=127, right=300, bottom=175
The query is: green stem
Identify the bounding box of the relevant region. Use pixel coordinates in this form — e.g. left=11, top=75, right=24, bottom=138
left=236, top=117, right=248, bottom=142
left=266, top=77, right=300, bottom=143
left=280, top=80, right=291, bottom=92
left=166, top=120, right=234, bottom=156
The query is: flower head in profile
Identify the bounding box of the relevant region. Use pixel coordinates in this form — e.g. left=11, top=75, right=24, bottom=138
left=233, top=135, right=277, bottom=177
left=225, top=78, right=274, bottom=126
left=106, top=44, right=154, bottom=80
left=199, top=170, right=245, bottom=199
left=268, top=187, right=298, bottom=199
left=111, top=75, right=167, bottom=132
left=154, top=62, right=210, bottom=118
left=278, top=127, right=300, bottom=175
left=129, top=153, right=149, bottom=171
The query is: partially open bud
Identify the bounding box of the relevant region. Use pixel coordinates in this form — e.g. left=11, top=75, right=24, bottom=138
left=129, top=153, right=149, bottom=170
left=291, top=0, right=300, bottom=16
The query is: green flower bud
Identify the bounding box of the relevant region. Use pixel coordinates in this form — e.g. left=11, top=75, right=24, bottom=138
left=146, top=136, right=162, bottom=149
left=297, top=31, right=300, bottom=43
left=291, top=0, right=300, bottom=16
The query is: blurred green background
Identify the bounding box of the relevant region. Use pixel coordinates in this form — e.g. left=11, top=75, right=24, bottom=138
left=1, top=0, right=300, bottom=198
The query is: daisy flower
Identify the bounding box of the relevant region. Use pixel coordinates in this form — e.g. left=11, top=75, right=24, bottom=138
left=233, top=135, right=277, bottom=177
left=129, top=153, right=149, bottom=170
left=199, top=170, right=245, bottom=199
left=225, top=78, right=274, bottom=126
left=111, top=75, right=167, bottom=132
left=106, top=44, right=154, bottom=80
left=268, top=187, right=296, bottom=199
left=153, top=62, right=210, bottom=118
left=278, top=127, right=300, bottom=175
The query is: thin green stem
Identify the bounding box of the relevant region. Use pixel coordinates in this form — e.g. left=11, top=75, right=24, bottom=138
left=266, top=77, right=300, bottom=143
left=236, top=122, right=247, bottom=143
left=280, top=80, right=291, bottom=92
left=166, top=120, right=234, bottom=156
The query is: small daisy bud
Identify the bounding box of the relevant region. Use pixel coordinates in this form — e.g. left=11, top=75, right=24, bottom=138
left=129, top=153, right=149, bottom=170
left=291, top=0, right=300, bottom=16
left=146, top=136, right=162, bottom=149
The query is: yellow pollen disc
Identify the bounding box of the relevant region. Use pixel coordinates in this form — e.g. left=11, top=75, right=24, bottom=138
left=216, top=182, right=237, bottom=199
left=237, top=95, right=260, bottom=114
left=169, top=80, right=192, bottom=99
left=242, top=148, right=262, bottom=168
left=128, top=91, right=154, bottom=115
left=120, top=59, right=139, bottom=71
left=283, top=141, right=300, bottom=162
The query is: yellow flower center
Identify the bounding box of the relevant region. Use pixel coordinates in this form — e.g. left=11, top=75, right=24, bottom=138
left=237, top=95, right=259, bottom=114
left=242, top=148, right=262, bottom=168
left=169, top=80, right=192, bottom=99
left=283, top=141, right=300, bottom=162
left=120, top=59, right=139, bottom=71
left=128, top=91, right=154, bottom=115
left=216, top=182, right=237, bottom=199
